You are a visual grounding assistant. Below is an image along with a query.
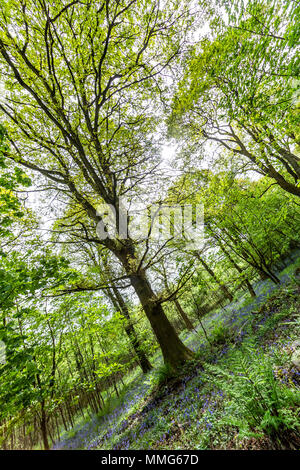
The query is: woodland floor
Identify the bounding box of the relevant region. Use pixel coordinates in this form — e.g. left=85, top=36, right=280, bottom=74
left=53, top=251, right=300, bottom=450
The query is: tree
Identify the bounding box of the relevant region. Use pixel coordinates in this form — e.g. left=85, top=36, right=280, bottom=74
left=0, top=248, right=76, bottom=449
left=0, top=123, right=31, bottom=244
left=169, top=0, right=300, bottom=197
left=0, top=1, right=195, bottom=368
left=80, top=245, right=153, bottom=373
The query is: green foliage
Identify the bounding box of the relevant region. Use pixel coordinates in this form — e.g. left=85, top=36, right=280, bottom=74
left=155, top=362, right=178, bottom=386
left=203, top=343, right=300, bottom=448
left=0, top=124, right=31, bottom=241
left=0, top=0, right=299, bottom=451
left=169, top=0, right=300, bottom=197
left=209, top=320, right=233, bottom=346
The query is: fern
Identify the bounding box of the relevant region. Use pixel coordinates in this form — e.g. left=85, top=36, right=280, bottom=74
left=203, top=342, right=300, bottom=448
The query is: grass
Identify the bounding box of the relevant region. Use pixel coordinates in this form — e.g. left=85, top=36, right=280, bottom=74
left=53, top=257, right=300, bottom=451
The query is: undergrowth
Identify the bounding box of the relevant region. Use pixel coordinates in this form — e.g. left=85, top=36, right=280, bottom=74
left=54, top=275, right=300, bottom=451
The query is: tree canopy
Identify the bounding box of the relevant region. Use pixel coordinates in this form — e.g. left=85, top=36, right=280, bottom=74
left=0, top=0, right=299, bottom=451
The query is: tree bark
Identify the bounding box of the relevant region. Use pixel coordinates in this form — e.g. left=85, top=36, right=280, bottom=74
left=129, top=271, right=194, bottom=369
left=217, top=239, right=256, bottom=298
left=195, top=253, right=234, bottom=302
left=173, top=298, right=194, bottom=330
left=160, top=266, right=194, bottom=331
left=107, top=285, right=153, bottom=374
left=40, top=401, right=50, bottom=450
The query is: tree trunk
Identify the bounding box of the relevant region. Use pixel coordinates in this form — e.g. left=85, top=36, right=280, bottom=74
left=261, top=268, right=281, bottom=285
left=217, top=240, right=256, bottom=298
left=107, top=286, right=153, bottom=374
left=40, top=402, right=50, bottom=450
left=173, top=298, right=194, bottom=330
left=220, top=227, right=281, bottom=286
left=195, top=253, right=234, bottom=302
left=267, top=167, right=300, bottom=198
left=129, top=271, right=194, bottom=369
left=160, top=268, right=194, bottom=331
